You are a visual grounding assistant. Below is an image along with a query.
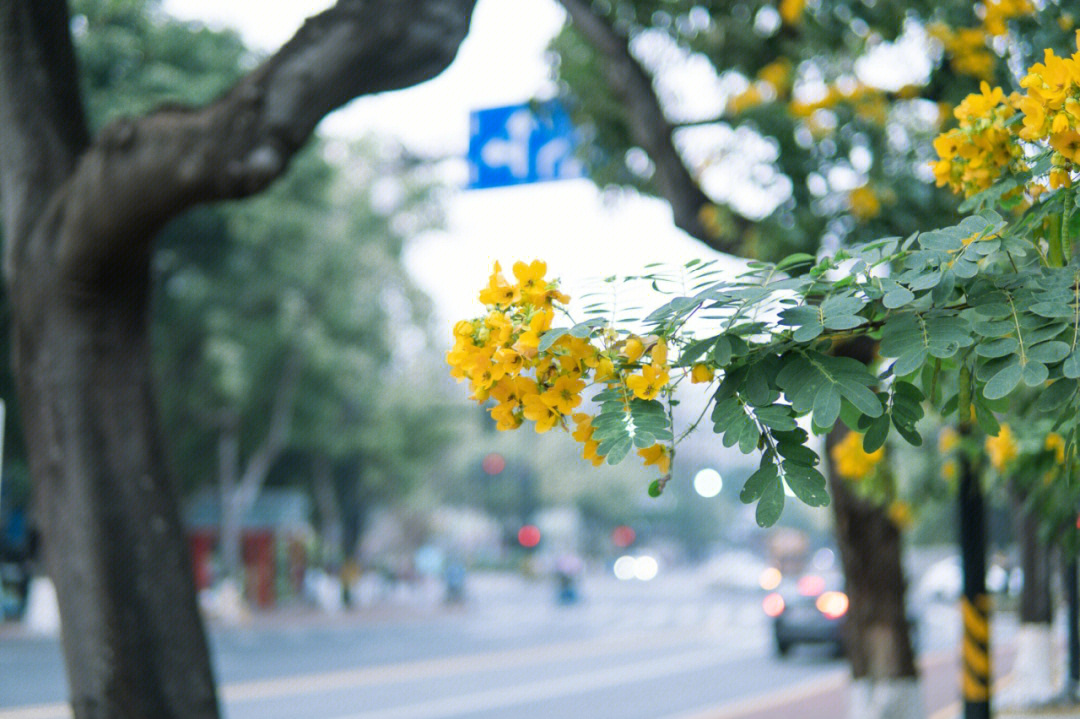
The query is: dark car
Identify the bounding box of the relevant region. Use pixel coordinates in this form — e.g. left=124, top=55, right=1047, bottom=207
left=763, top=572, right=847, bottom=657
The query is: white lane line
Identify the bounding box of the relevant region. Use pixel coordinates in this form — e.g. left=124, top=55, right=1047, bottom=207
left=329, top=646, right=729, bottom=719
left=0, top=626, right=713, bottom=719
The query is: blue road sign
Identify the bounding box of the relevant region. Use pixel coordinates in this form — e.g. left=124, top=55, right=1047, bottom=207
left=467, top=101, right=584, bottom=189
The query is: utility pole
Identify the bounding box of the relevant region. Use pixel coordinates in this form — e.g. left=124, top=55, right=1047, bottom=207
left=959, top=451, right=991, bottom=719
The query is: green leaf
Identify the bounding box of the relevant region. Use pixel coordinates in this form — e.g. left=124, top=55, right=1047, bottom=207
left=741, top=462, right=779, bottom=503
left=755, top=405, right=798, bottom=431
left=836, top=378, right=884, bottom=418
left=783, top=463, right=830, bottom=507
left=793, top=323, right=824, bottom=342
left=776, top=253, right=816, bottom=271
left=883, top=286, right=915, bottom=309
left=1022, top=360, right=1049, bottom=387
left=863, top=414, right=890, bottom=453
left=823, top=314, right=867, bottom=330
left=812, top=385, right=842, bottom=428
left=975, top=337, right=1019, bottom=358
left=712, top=336, right=732, bottom=366
left=739, top=420, right=761, bottom=454
left=756, top=475, right=785, bottom=527
left=537, top=328, right=569, bottom=352
left=984, top=363, right=1023, bottom=400
left=1029, top=340, right=1071, bottom=363
left=1065, top=350, right=1080, bottom=379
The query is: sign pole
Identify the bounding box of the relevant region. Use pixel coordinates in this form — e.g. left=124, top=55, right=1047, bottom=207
left=959, top=449, right=991, bottom=719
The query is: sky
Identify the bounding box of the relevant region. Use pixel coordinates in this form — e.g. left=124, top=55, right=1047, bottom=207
left=161, top=0, right=733, bottom=334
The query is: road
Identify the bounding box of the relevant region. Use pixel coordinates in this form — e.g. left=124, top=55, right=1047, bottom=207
left=0, top=569, right=994, bottom=719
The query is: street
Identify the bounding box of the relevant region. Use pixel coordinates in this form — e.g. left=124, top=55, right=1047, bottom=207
left=0, top=570, right=987, bottom=719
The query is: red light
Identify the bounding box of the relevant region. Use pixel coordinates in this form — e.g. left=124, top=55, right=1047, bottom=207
left=816, top=591, right=849, bottom=619
left=611, top=525, right=636, bottom=548
left=518, top=525, right=541, bottom=548
left=763, top=592, right=785, bottom=617
left=797, top=574, right=826, bottom=597
left=482, top=453, right=506, bottom=475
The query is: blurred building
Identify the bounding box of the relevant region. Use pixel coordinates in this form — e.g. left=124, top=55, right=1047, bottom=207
left=184, top=489, right=313, bottom=608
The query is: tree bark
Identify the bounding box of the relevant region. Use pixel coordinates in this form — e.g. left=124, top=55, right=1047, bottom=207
left=0, top=1, right=476, bottom=717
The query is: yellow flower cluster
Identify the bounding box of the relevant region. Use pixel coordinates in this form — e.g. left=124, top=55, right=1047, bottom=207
left=983, top=0, right=1035, bottom=37
left=929, top=24, right=995, bottom=82
left=932, top=83, right=1024, bottom=196
left=830, top=430, right=885, bottom=481
left=448, top=261, right=673, bottom=474
left=1045, top=432, right=1066, bottom=464
left=1018, top=35, right=1080, bottom=188
left=887, top=500, right=913, bottom=530
left=985, top=423, right=1019, bottom=472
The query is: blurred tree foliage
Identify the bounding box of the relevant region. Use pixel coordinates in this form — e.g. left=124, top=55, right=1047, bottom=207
left=550, top=0, right=1072, bottom=260
left=0, top=0, right=458, bottom=555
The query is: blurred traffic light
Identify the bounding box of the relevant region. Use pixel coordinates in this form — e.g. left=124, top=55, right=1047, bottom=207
left=517, top=524, right=541, bottom=548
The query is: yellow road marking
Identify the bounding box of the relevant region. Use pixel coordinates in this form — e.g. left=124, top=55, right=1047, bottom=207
left=0, top=625, right=710, bottom=719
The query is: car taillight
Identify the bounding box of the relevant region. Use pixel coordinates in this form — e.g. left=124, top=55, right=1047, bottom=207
left=797, top=574, right=826, bottom=597
left=763, top=592, right=785, bottom=617
left=816, top=591, right=849, bottom=619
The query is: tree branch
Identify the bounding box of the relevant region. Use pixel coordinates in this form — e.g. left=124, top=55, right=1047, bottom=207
left=47, top=0, right=477, bottom=285
left=556, top=0, right=749, bottom=254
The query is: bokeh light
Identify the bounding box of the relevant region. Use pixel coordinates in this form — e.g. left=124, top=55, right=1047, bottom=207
left=693, top=468, right=723, bottom=497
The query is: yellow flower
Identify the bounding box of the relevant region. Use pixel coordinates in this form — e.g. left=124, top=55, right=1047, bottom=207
left=932, top=83, right=1023, bottom=196
left=1051, top=130, right=1080, bottom=163
left=582, top=439, right=605, bottom=466
left=830, top=431, right=884, bottom=481
left=594, top=357, right=616, bottom=382
left=522, top=394, right=560, bottom=433
left=478, top=262, right=520, bottom=306
left=943, top=458, right=959, bottom=481
left=489, top=402, right=522, bottom=431
left=757, top=59, right=792, bottom=95
left=939, top=427, right=960, bottom=454
left=622, top=337, right=646, bottom=363
left=571, top=413, right=594, bottom=443
left=625, top=364, right=670, bottom=401
left=541, top=375, right=586, bottom=415
left=690, top=363, right=715, bottom=384
left=512, top=260, right=548, bottom=305
left=1045, top=432, right=1066, bottom=464
left=985, top=423, right=1019, bottom=472
left=779, top=0, right=806, bottom=25
left=650, top=338, right=668, bottom=366
left=638, top=444, right=671, bottom=475
left=887, top=501, right=913, bottom=530
left=848, top=185, right=881, bottom=221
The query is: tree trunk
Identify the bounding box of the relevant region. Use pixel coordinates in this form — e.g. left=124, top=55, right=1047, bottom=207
left=13, top=270, right=219, bottom=718
left=826, top=429, right=921, bottom=719
left=312, top=453, right=343, bottom=566
left=217, top=418, right=242, bottom=581
left=0, top=2, right=475, bottom=716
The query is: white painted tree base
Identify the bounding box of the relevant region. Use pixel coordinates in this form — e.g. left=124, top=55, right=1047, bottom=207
left=22, top=576, right=60, bottom=636
left=995, top=623, right=1057, bottom=710
left=197, top=577, right=250, bottom=625
left=848, top=678, right=923, bottom=719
